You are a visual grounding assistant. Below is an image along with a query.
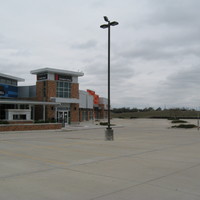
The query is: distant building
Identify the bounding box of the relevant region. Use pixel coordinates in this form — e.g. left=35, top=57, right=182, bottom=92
left=0, top=68, right=108, bottom=127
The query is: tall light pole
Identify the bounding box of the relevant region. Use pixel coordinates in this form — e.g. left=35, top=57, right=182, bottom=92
left=100, top=16, right=119, bottom=141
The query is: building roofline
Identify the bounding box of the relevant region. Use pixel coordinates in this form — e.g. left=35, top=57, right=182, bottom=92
left=0, top=73, right=25, bottom=82
left=0, top=99, right=60, bottom=105
left=30, top=67, right=84, bottom=77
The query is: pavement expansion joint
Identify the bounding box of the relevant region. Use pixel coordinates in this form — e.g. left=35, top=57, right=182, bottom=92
left=88, top=162, right=200, bottom=200
left=0, top=168, right=56, bottom=180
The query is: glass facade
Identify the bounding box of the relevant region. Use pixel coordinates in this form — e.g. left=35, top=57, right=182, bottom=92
left=0, top=76, right=17, bottom=86
left=56, top=81, right=71, bottom=98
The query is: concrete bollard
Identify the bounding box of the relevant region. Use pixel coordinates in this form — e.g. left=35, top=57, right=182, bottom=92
left=105, top=128, right=114, bottom=141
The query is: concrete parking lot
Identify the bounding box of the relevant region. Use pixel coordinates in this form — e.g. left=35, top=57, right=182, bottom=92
left=1, top=118, right=200, bottom=200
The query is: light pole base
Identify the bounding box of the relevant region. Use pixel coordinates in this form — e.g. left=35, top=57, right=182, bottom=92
left=105, top=128, right=114, bottom=141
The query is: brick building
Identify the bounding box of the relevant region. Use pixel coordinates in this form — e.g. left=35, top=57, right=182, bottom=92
left=0, top=68, right=108, bottom=127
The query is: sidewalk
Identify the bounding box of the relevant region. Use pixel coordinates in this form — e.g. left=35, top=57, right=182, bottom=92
left=62, top=120, right=123, bottom=131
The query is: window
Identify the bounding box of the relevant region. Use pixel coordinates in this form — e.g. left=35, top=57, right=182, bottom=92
left=7, top=79, right=12, bottom=85
left=13, top=114, right=27, bottom=120
left=11, top=80, right=17, bottom=86
left=0, top=77, right=6, bottom=84
left=20, top=104, right=29, bottom=109
left=89, top=111, right=93, bottom=120
left=82, top=110, right=88, bottom=121
left=0, top=77, right=17, bottom=86
left=56, top=81, right=71, bottom=98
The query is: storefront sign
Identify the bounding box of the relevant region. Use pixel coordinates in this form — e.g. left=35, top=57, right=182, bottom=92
left=0, top=84, right=18, bottom=97
left=37, top=73, right=47, bottom=80
left=55, top=74, right=72, bottom=82
left=87, top=90, right=99, bottom=105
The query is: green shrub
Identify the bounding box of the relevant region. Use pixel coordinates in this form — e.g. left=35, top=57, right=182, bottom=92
left=172, top=124, right=197, bottom=128
left=34, top=119, right=57, bottom=123
left=34, top=120, right=46, bottom=123
left=99, top=122, right=115, bottom=126
left=171, top=120, right=188, bottom=123
left=0, top=121, right=9, bottom=124
left=50, top=119, right=57, bottom=123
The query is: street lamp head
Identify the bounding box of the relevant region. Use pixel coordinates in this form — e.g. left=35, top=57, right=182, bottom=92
left=104, top=16, right=109, bottom=22
left=110, top=21, right=119, bottom=26
left=100, top=24, right=109, bottom=29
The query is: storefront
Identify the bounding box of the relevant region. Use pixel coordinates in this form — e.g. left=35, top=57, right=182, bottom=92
left=0, top=68, right=108, bottom=127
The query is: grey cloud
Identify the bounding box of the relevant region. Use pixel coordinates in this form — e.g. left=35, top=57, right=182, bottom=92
left=79, top=54, right=135, bottom=100
left=122, top=46, right=199, bottom=61
left=71, top=40, right=97, bottom=50
left=0, top=33, right=32, bottom=57
left=119, top=44, right=179, bottom=61
left=154, top=66, right=200, bottom=106
left=90, top=0, right=106, bottom=8
left=0, top=33, right=5, bottom=44
left=120, top=0, right=200, bottom=63
left=0, top=62, right=37, bottom=83
left=165, top=66, right=200, bottom=88
left=112, top=96, right=147, bottom=108
left=84, top=55, right=135, bottom=82
left=0, top=33, right=9, bottom=47
left=10, top=49, right=31, bottom=56
left=146, top=0, right=200, bottom=27
left=119, top=31, right=200, bottom=61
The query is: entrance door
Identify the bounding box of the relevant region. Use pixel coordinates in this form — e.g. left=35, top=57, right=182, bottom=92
left=57, top=111, right=69, bottom=127
left=63, top=112, right=68, bottom=125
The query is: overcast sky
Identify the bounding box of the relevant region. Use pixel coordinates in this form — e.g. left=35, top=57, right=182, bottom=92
left=1, top=0, right=200, bottom=108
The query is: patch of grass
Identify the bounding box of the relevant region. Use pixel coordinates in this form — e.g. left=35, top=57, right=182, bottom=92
left=171, top=120, right=188, bottom=123
left=112, top=110, right=200, bottom=119
left=99, top=122, right=115, bottom=126
left=172, top=124, right=197, bottom=128
left=34, top=120, right=46, bottom=123
left=34, top=120, right=56, bottom=123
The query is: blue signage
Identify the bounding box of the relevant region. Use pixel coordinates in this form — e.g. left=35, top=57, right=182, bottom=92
left=0, top=84, right=18, bottom=98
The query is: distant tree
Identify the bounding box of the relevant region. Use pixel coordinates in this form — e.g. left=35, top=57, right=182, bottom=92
left=143, top=107, right=154, bottom=112
left=131, top=108, right=138, bottom=112
left=112, top=107, right=131, bottom=113
left=156, top=107, right=162, bottom=111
